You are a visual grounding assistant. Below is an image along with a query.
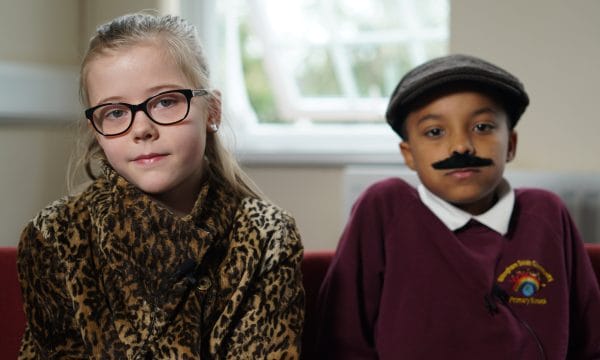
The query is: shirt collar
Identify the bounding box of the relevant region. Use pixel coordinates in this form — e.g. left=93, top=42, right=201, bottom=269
left=417, top=179, right=514, bottom=235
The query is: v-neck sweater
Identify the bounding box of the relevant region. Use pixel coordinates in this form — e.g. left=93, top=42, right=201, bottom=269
left=317, top=177, right=600, bottom=359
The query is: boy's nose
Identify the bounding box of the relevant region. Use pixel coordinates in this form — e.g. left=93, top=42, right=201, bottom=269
left=450, top=134, right=475, bottom=155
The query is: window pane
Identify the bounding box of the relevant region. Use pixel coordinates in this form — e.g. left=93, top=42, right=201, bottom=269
left=350, top=44, right=413, bottom=98
left=415, top=0, right=449, bottom=28
left=295, top=46, right=342, bottom=97
left=239, top=20, right=279, bottom=123
left=239, top=0, right=449, bottom=124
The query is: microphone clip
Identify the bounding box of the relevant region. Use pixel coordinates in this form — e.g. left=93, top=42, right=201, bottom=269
left=485, top=284, right=509, bottom=316
left=484, top=293, right=500, bottom=316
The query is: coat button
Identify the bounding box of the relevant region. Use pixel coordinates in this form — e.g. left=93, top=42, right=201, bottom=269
left=197, top=277, right=211, bottom=291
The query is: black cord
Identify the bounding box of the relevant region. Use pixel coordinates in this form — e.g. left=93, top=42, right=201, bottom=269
left=492, top=285, right=547, bottom=360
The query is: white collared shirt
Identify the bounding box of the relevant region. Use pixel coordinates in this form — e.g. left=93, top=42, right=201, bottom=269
left=417, top=179, right=515, bottom=235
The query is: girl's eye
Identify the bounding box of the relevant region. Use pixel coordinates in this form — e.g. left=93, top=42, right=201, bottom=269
left=424, top=127, right=444, bottom=137
left=100, top=106, right=128, bottom=121
left=107, top=109, right=125, bottom=119
left=154, top=97, right=180, bottom=109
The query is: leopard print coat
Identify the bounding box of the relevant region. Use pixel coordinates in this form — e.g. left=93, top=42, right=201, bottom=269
left=17, top=165, right=304, bottom=359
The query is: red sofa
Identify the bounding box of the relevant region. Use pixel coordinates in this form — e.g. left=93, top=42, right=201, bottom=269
left=0, top=247, right=26, bottom=360
left=2, top=245, right=600, bottom=359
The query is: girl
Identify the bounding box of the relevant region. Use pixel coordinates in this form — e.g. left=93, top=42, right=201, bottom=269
left=17, top=13, right=304, bottom=359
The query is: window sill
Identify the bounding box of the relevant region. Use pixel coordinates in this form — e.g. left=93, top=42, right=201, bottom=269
left=232, top=122, right=403, bottom=166
left=238, top=151, right=402, bottom=167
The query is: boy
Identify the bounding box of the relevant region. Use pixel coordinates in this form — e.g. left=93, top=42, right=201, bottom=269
left=316, top=54, right=600, bottom=359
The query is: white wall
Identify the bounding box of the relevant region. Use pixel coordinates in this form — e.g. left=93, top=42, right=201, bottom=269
left=1, top=1, right=599, bottom=249
left=0, top=0, right=80, bottom=66
left=0, top=0, right=180, bottom=246
left=0, top=0, right=79, bottom=245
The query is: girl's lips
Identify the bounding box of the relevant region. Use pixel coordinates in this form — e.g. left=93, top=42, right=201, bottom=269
left=133, top=153, right=167, bottom=165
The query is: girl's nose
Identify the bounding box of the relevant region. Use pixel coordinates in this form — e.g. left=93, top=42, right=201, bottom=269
left=130, top=111, right=158, bottom=141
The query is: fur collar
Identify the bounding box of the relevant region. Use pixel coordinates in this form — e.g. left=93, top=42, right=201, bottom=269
left=65, top=164, right=241, bottom=358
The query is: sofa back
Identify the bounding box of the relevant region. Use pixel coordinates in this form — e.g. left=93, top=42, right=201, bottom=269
left=588, top=243, right=600, bottom=286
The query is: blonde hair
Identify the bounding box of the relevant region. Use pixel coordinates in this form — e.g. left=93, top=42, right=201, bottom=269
left=71, top=12, right=262, bottom=199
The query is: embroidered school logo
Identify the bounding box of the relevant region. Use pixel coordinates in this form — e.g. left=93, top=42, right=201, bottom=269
left=512, top=271, right=541, bottom=297
left=497, top=260, right=554, bottom=305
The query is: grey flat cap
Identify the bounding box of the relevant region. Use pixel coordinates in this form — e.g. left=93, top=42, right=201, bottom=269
left=385, top=54, right=529, bottom=138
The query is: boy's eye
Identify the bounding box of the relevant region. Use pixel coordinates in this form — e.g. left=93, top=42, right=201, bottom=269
left=424, top=127, right=444, bottom=137
left=474, top=123, right=495, bottom=132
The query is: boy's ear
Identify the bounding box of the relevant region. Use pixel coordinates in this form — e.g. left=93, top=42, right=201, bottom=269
left=506, top=130, right=518, bottom=162
left=400, top=141, right=416, bottom=170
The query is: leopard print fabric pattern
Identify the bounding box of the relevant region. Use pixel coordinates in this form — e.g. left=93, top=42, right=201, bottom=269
left=17, top=165, right=304, bottom=359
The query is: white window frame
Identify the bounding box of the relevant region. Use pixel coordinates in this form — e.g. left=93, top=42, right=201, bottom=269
left=182, top=0, right=447, bottom=164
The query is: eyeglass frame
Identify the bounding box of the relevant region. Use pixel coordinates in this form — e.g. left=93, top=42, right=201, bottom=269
left=84, top=89, right=209, bottom=136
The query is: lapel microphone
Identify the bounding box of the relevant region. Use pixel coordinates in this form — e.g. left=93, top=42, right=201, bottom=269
left=485, top=283, right=546, bottom=360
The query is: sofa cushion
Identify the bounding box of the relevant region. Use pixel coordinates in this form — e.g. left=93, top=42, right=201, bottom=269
left=0, top=247, right=26, bottom=359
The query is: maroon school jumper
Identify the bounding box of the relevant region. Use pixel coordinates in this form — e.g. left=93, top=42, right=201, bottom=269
left=317, top=178, right=600, bottom=359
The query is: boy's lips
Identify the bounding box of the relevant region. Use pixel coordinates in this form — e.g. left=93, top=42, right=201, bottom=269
left=445, top=167, right=481, bottom=179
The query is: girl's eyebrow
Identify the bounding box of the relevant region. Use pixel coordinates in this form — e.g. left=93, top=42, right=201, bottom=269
left=93, top=84, right=188, bottom=105
left=145, top=84, right=187, bottom=94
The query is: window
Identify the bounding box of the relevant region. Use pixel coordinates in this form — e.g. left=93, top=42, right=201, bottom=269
left=182, top=0, right=449, bottom=163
